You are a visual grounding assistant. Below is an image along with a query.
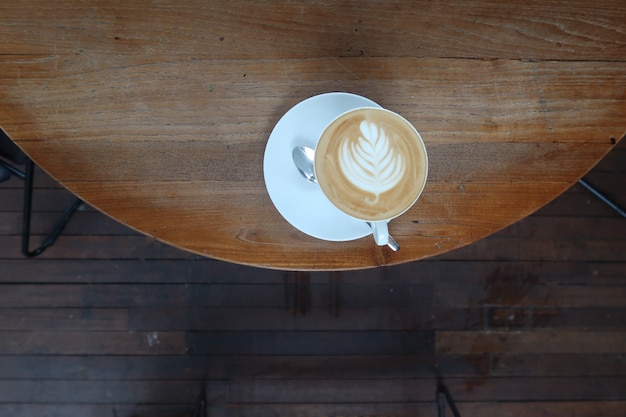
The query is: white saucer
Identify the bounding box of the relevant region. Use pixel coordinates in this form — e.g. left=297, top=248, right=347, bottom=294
left=263, top=92, right=383, bottom=241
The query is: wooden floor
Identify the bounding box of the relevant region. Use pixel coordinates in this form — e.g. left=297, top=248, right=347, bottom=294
left=1, top=139, right=625, bottom=417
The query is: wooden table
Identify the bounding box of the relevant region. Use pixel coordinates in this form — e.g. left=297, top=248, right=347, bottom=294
left=1, top=1, right=624, bottom=270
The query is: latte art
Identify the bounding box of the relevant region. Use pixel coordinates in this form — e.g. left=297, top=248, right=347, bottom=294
left=315, top=108, right=428, bottom=222
left=340, top=121, right=405, bottom=204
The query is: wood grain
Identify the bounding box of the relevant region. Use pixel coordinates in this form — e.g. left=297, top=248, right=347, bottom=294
left=1, top=0, right=624, bottom=60
left=0, top=0, right=625, bottom=269
left=0, top=143, right=624, bottom=416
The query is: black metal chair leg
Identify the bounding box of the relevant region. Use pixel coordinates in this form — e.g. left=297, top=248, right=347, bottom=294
left=193, top=397, right=206, bottom=417
left=0, top=158, right=26, bottom=179
left=21, top=159, right=82, bottom=257
left=579, top=178, right=626, bottom=218
left=192, top=385, right=207, bottom=417
left=437, top=383, right=462, bottom=417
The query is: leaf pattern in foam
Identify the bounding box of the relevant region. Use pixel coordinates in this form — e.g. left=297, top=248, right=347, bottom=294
left=340, top=120, right=405, bottom=204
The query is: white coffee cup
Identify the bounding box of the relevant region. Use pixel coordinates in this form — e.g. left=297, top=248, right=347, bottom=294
left=314, top=107, right=428, bottom=247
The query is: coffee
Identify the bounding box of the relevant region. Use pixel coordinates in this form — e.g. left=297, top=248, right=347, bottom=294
left=315, top=108, right=427, bottom=221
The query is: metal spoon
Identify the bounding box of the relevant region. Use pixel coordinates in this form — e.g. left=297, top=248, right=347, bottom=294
left=291, top=145, right=400, bottom=251
left=292, top=145, right=317, bottom=184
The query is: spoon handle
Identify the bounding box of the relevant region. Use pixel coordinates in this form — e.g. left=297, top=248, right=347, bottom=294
left=386, top=235, right=400, bottom=251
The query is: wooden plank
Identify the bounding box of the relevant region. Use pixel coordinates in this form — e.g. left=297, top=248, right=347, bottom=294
left=536, top=192, right=626, bottom=217
left=436, top=282, right=626, bottom=308
left=226, top=377, right=626, bottom=403
left=207, top=403, right=436, bottom=417
left=187, top=331, right=435, bottom=356
left=227, top=378, right=435, bottom=403
left=129, top=307, right=483, bottom=331
left=0, top=1, right=621, bottom=60
left=0, top=211, right=135, bottom=235
left=7, top=401, right=624, bottom=417
left=1, top=259, right=625, bottom=285
left=0, top=405, right=194, bottom=417
left=457, top=401, right=626, bottom=417
left=0, top=380, right=226, bottom=404
left=440, top=237, right=626, bottom=262
left=0, top=308, right=128, bottom=331
left=0, top=259, right=289, bottom=284
left=0, top=284, right=190, bottom=308
left=436, top=331, right=626, bottom=354
left=0, top=235, right=197, bottom=260
left=2, top=0, right=625, bottom=60
left=491, top=354, right=626, bottom=377
left=0, top=331, right=186, bottom=355
left=0, top=282, right=433, bottom=309
left=428, top=261, right=626, bottom=287
left=487, top=307, right=626, bottom=330
left=531, top=308, right=626, bottom=329
left=0, top=354, right=489, bottom=380
left=0, top=189, right=82, bottom=212
left=495, top=216, right=626, bottom=240
left=204, top=401, right=626, bottom=417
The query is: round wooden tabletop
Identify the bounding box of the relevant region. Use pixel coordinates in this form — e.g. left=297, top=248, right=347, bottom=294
left=1, top=1, right=624, bottom=270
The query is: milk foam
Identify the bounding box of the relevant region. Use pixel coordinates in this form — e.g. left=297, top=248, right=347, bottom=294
left=315, top=108, right=427, bottom=221
left=339, top=120, right=405, bottom=204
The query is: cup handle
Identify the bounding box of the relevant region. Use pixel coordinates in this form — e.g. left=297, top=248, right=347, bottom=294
left=369, top=221, right=389, bottom=246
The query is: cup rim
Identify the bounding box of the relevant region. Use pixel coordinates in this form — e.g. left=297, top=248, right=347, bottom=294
left=313, top=106, right=429, bottom=222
